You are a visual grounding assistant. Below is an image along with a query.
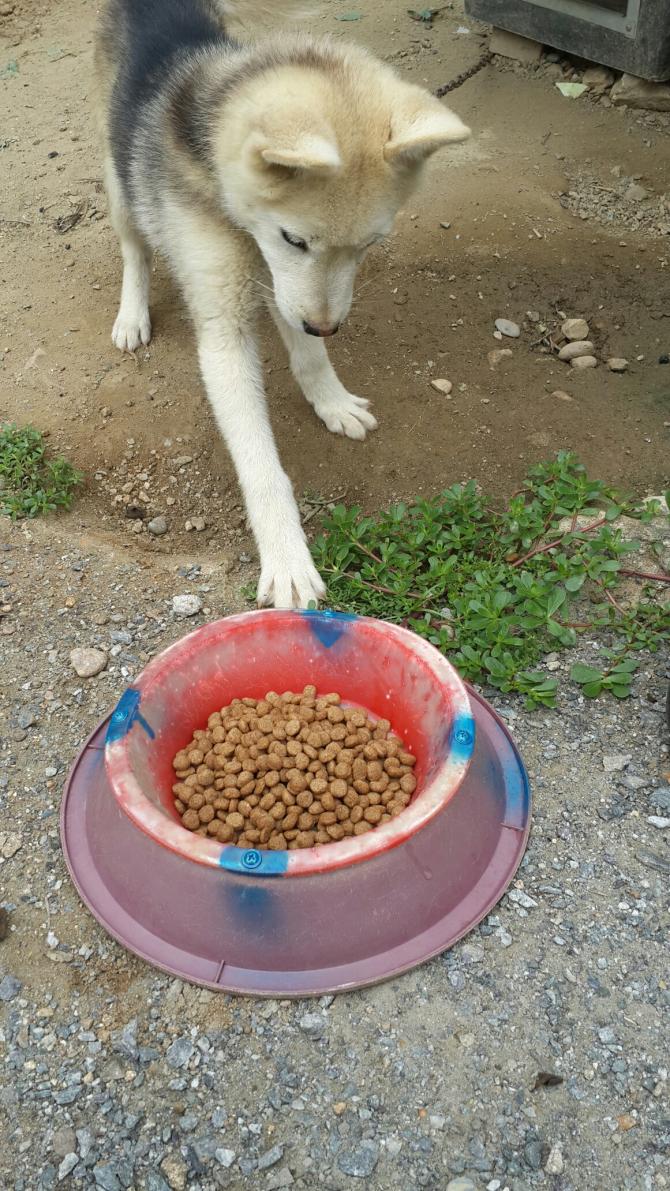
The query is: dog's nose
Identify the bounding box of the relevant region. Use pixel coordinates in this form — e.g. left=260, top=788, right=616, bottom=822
left=302, top=320, right=340, bottom=337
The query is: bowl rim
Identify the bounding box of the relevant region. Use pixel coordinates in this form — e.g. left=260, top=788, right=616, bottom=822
left=104, top=609, right=475, bottom=877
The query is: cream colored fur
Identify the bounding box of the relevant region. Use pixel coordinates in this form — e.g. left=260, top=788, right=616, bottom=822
left=100, top=13, right=469, bottom=607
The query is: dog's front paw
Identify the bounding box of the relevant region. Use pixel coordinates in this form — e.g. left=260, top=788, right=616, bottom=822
left=257, top=547, right=326, bottom=610
left=112, top=309, right=152, bottom=353
left=314, top=390, right=378, bottom=441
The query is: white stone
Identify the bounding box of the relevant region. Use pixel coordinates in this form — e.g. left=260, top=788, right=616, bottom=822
left=607, top=357, right=628, bottom=372
left=647, top=816, right=670, bottom=830
left=603, top=753, right=631, bottom=772
left=69, top=647, right=108, bottom=678
left=430, top=378, right=452, bottom=395
left=562, top=318, right=590, bottom=340
left=558, top=340, right=594, bottom=361
left=172, top=594, right=203, bottom=617
left=545, top=1144, right=564, bottom=1175
left=495, top=318, right=520, bottom=338
left=570, top=355, right=597, bottom=370
left=215, top=1149, right=236, bottom=1168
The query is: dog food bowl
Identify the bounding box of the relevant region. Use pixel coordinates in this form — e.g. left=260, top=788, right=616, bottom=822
left=61, top=610, right=531, bottom=996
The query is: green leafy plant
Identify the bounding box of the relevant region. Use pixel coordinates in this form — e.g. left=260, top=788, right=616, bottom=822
left=0, top=423, right=83, bottom=519
left=311, top=452, right=669, bottom=708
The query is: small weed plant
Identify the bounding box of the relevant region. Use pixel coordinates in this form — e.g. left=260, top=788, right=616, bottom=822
left=0, top=423, right=82, bottom=519
left=312, top=452, right=669, bottom=708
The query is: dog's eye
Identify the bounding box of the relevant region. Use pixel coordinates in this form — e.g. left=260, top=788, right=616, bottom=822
left=281, top=229, right=308, bottom=252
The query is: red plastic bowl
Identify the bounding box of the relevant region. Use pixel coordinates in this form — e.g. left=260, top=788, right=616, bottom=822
left=105, top=610, right=475, bottom=878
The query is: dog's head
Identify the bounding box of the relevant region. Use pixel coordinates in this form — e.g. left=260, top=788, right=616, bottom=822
left=215, top=43, right=470, bottom=335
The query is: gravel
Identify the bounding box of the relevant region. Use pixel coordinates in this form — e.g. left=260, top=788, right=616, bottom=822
left=1, top=516, right=668, bottom=1191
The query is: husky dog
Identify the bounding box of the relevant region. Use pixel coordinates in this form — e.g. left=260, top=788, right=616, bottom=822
left=95, top=0, right=469, bottom=607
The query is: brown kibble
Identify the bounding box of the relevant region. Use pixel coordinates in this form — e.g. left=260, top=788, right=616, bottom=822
left=174, top=689, right=416, bottom=850
left=353, top=821, right=372, bottom=835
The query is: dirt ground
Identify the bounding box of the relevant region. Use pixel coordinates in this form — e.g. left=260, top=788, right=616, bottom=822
left=1, top=0, right=669, bottom=576
left=1, top=3, right=669, bottom=1190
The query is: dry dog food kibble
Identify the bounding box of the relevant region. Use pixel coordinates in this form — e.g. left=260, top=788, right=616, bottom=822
left=172, top=687, right=417, bottom=850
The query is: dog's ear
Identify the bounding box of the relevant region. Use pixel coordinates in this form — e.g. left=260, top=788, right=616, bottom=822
left=260, top=133, right=341, bottom=173
left=385, top=96, right=470, bottom=165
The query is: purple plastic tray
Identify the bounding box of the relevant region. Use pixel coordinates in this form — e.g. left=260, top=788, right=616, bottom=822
left=60, top=685, right=530, bottom=997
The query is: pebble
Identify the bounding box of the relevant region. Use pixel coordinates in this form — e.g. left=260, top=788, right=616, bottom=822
left=166, top=1037, right=195, bottom=1068
left=58, top=1154, right=79, bottom=1182
left=494, top=318, right=520, bottom=338
left=147, top=516, right=168, bottom=536
left=624, top=182, right=648, bottom=203
left=647, top=816, right=670, bottom=829
left=171, top=455, right=193, bottom=468
left=69, top=647, right=108, bottom=678
left=298, top=1012, right=326, bottom=1040
left=215, top=1148, right=236, bottom=1168
left=524, top=1138, right=543, bottom=1170
left=430, top=378, right=453, bottom=395
left=545, top=1144, right=564, bottom=1174
left=551, top=389, right=573, bottom=401
left=337, top=1140, right=379, bottom=1178
left=570, top=355, right=598, bottom=370
left=446, top=1180, right=476, bottom=1191
left=607, top=357, right=629, bottom=372
left=558, top=340, right=594, bottom=361
left=257, top=1145, right=284, bottom=1170
left=562, top=317, right=590, bottom=340
left=160, top=1155, right=188, bottom=1190
left=0, top=831, right=22, bottom=859
left=0, top=973, right=22, bottom=1001
left=603, top=753, right=631, bottom=772
left=171, top=594, right=202, bottom=617
left=487, top=348, right=513, bottom=367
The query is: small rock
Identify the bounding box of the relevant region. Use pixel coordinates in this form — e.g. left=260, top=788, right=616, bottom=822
left=52, top=1128, right=77, bottom=1159
left=624, top=182, right=648, bottom=203
left=0, top=973, right=21, bottom=1001
left=611, top=73, right=670, bottom=112
left=562, top=317, right=590, bottom=340
left=545, top=1144, right=564, bottom=1175
left=0, top=3, right=16, bottom=15
left=446, top=1180, right=476, bottom=1191
left=487, top=348, right=513, bottom=367
left=524, top=1138, right=543, bottom=1170
left=16, top=708, right=37, bottom=729
left=603, top=753, right=631, bottom=772
left=583, top=65, right=614, bottom=93
left=69, top=647, right=108, bottom=678
left=166, top=1036, right=195, bottom=1068
left=337, top=1140, right=379, bottom=1179
left=607, top=357, right=628, bottom=372
left=266, top=1169, right=294, bottom=1190
left=214, top=1149, right=236, bottom=1168
left=257, top=1145, right=284, bottom=1171
left=647, top=816, right=670, bottom=829
left=570, top=355, right=597, bottom=370
left=490, top=27, right=542, bottom=63
left=172, top=595, right=202, bottom=618
left=191, top=516, right=206, bottom=532
left=172, top=455, right=193, bottom=468
left=0, top=831, right=22, bottom=859
left=650, top=787, right=670, bottom=813
left=494, top=318, right=520, bottom=338
left=558, top=340, right=594, bottom=361
left=147, top=516, right=168, bottom=536
left=58, top=1154, right=79, bottom=1182
left=0, top=907, right=9, bottom=940
left=430, top=378, right=453, bottom=395
left=551, top=389, right=573, bottom=401
left=298, top=1012, right=325, bottom=1039
left=160, top=1155, right=188, bottom=1191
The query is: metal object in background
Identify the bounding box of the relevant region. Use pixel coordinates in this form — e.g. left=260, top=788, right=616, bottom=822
left=464, top=0, right=670, bottom=80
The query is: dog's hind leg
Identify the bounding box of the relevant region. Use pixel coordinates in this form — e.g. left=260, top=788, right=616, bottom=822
left=104, top=155, right=152, bottom=353
left=269, top=305, right=377, bottom=441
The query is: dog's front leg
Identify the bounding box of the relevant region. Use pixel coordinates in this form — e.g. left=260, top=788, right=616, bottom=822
left=196, top=324, right=325, bottom=609
left=270, top=306, right=378, bottom=441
